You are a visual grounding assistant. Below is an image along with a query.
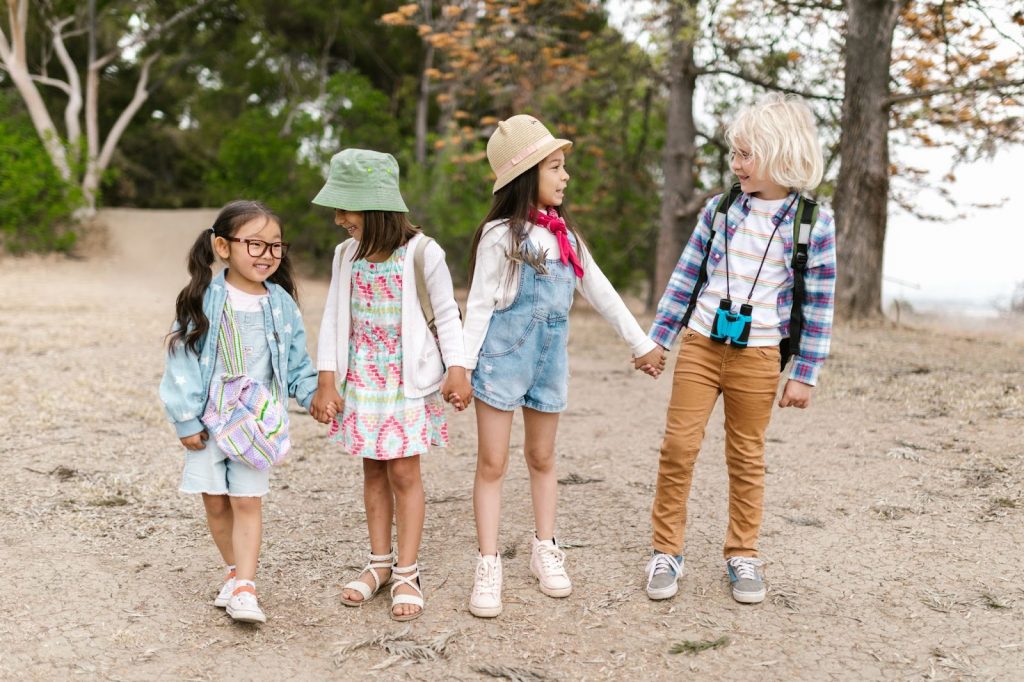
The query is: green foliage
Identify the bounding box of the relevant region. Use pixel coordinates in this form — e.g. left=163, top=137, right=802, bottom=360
left=0, top=97, right=82, bottom=254
left=401, top=147, right=493, bottom=283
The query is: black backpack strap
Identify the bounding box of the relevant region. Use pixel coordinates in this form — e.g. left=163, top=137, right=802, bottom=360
left=780, top=195, right=818, bottom=370
left=680, top=183, right=742, bottom=328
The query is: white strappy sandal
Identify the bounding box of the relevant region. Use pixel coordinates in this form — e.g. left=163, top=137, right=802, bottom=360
left=340, top=549, right=394, bottom=607
left=390, top=563, right=424, bottom=622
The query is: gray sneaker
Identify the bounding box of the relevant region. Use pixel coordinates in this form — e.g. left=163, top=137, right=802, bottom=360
left=645, top=553, right=683, bottom=600
left=725, top=556, right=766, bottom=603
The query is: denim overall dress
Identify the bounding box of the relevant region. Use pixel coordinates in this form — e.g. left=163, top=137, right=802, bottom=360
left=181, top=307, right=275, bottom=496
left=472, top=235, right=578, bottom=413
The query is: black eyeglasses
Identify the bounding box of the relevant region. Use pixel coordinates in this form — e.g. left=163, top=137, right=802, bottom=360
left=219, top=236, right=290, bottom=259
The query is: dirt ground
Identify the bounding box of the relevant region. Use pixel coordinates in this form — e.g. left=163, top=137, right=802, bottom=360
left=1, top=209, right=1022, bottom=681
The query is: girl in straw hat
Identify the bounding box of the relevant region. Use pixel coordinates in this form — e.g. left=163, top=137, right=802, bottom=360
left=308, top=148, right=472, bottom=621
left=462, top=115, right=666, bottom=618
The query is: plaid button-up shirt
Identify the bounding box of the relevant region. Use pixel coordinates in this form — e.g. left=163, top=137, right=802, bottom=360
left=649, top=191, right=837, bottom=386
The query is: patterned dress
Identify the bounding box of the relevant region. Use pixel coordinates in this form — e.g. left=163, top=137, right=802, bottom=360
left=329, top=245, right=448, bottom=459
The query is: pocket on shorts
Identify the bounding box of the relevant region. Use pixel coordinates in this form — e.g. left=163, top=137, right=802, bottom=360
left=480, top=317, right=537, bottom=358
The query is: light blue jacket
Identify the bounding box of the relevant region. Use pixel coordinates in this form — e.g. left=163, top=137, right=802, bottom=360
left=159, top=270, right=318, bottom=438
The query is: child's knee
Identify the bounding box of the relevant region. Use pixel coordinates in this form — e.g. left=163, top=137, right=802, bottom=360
left=659, top=430, right=702, bottom=467
left=524, top=447, right=555, bottom=475
left=203, top=493, right=231, bottom=517
left=229, top=495, right=262, bottom=515
left=476, top=451, right=509, bottom=482
left=387, top=459, right=422, bottom=493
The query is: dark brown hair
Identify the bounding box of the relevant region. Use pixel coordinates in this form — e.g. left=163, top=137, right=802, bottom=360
left=167, top=200, right=298, bottom=355
left=467, top=164, right=587, bottom=288
left=350, top=211, right=421, bottom=261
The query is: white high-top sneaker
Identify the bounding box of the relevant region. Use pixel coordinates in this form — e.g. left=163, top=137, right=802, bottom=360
left=469, top=553, right=503, bottom=618
left=530, top=536, right=572, bottom=598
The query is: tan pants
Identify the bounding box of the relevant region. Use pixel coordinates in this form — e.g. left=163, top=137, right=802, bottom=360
left=651, top=329, right=781, bottom=559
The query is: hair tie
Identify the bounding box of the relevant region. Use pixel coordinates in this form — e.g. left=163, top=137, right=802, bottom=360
left=209, top=227, right=216, bottom=234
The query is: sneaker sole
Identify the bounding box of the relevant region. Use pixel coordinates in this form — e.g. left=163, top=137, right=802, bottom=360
left=537, top=583, right=572, bottom=598
left=227, top=607, right=267, bottom=623
left=646, top=581, right=678, bottom=601
left=469, top=602, right=503, bottom=618
left=213, top=596, right=230, bottom=608
left=731, top=587, right=766, bottom=604
left=530, top=567, right=572, bottom=598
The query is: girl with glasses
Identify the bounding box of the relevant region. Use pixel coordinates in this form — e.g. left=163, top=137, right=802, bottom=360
left=159, top=200, right=322, bottom=624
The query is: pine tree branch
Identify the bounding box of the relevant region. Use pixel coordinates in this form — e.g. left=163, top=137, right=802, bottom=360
left=887, top=79, right=1024, bottom=106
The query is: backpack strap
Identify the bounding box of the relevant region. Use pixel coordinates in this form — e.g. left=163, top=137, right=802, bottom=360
left=779, top=195, right=819, bottom=370
left=413, top=235, right=437, bottom=337
left=680, top=183, right=742, bottom=328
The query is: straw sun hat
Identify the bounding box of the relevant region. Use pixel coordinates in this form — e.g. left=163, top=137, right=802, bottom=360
left=486, top=115, right=572, bottom=194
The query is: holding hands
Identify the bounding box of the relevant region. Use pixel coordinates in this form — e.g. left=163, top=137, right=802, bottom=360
left=633, top=345, right=666, bottom=379
left=310, top=371, right=343, bottom=424
left=441, top=366, right=473, bottom=411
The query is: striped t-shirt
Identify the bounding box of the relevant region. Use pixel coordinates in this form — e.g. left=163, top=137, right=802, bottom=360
left=690, top=196, right=790, bottom=347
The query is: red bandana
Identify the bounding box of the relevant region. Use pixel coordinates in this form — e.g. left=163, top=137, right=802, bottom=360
left=529, top=207, right=584, bottom=278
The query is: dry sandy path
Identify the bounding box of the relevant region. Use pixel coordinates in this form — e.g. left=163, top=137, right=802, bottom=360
left=1, top=209, right=1022, bottom=680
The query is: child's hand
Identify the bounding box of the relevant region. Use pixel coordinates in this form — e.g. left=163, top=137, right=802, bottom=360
left=441, top=367, right=473, bottom=412
left=633, top=346, right=666, bottom=379
left=778, top=379, right=813, bottom=409
left=180, top=430, right=208, bottom=451
left=310, top=386, right=343, bottom=424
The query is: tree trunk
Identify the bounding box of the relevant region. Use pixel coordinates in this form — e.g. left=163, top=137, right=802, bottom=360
left=650, top=0, right=699, bottom=308
left=833, top=0, right=906, bottom=320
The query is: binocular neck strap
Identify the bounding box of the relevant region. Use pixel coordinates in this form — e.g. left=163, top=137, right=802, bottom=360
left=723, top=193, right=798, bottom=306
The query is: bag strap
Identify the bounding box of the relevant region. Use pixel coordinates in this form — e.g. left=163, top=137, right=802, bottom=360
left=413, top=235, right=437, bottom=336
left=782, top=195, right=818, bottom=365
left=680, top=183, right=742, bottom=328
left=214, top=297, right=281, bottom=401
left=216, top=298, right=246, bottom=377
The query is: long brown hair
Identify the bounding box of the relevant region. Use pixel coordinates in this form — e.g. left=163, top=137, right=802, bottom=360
left=351, top=210, right=421, bottom=261
left=467, top=165, right=587, bottom=288
left=167, top=200, right=298, bottom=355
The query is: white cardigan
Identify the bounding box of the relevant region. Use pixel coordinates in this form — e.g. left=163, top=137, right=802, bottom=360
left=317, top=233, right=466, bottom=399
left=463, top=220, right=657, bottom=369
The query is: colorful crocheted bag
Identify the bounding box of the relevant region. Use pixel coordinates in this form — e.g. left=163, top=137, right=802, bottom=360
left=201, top=300, right=290, bottom=470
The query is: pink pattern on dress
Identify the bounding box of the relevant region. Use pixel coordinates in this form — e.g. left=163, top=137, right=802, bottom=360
left=330, top=246, right=448, bottom=460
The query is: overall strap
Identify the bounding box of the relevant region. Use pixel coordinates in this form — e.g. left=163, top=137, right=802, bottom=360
left=781, top=195, right=818, bottom=366
left=216, top=299, right=247, bottom=378
left=680, top=183, right=742, bottom=328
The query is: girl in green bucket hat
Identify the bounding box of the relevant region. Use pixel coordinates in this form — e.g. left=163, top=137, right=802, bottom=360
left=309, top=149, right=472, bottom=621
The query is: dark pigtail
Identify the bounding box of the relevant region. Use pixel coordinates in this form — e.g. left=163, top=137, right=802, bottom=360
left=167, top=199, right=294, bottom=355
left=168, top=229, right=216, bottom=355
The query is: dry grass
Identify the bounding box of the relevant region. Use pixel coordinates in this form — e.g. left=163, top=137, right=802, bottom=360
left=670, top=636, right=730, bottom=655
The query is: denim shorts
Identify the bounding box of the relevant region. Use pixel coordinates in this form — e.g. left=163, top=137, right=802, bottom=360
left=180, top=437, right=270, bottom=497
left=472, top=241, right=576, bottom=413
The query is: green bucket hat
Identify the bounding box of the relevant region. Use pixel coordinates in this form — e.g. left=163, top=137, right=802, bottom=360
left=312, top=149, right=409, bottom=212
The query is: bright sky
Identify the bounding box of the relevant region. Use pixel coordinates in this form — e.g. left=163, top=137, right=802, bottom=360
left=606, top=2, right=1023, bottom=313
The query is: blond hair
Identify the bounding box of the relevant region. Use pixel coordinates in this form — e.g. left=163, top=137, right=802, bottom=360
left=726, top=93, right=824, bottom=192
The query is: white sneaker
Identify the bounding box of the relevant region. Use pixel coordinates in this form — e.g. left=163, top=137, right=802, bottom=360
left=469, top=554, right=503, bottom=618
left=530, top=537, right=572, bottom=598
left=226, top=584, right=266, bottom=623
left=214, top=576, right=236, bottom=608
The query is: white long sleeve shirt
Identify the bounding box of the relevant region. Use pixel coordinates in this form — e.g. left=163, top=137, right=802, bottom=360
left=463, top=219, right=657, bottom=370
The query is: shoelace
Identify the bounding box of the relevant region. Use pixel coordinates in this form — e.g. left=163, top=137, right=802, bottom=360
left=475, top=560, right=500, bottom=596
left=536, top=544, right=567, bottom=576
left=233, top=592, right=260, bottom=607
left=727, top=557, right=764, bottom=581
left=647, top=554, right=681, bottom=581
